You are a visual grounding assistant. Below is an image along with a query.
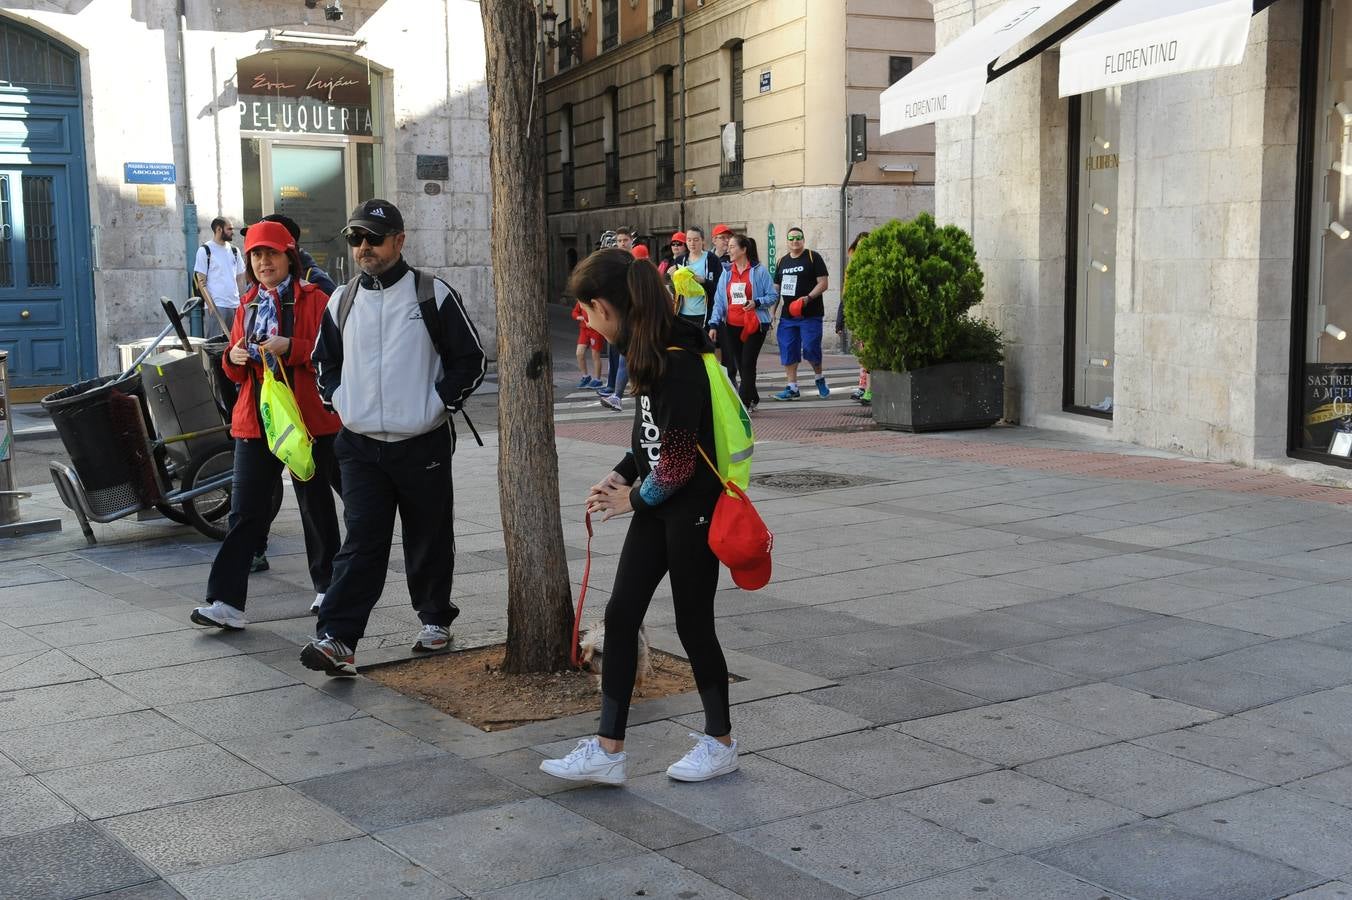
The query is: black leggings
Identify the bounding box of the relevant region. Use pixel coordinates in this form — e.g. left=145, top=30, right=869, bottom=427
left=720, top=322, right=768, bottom=408
left=598, top=510, right=729, bottom=740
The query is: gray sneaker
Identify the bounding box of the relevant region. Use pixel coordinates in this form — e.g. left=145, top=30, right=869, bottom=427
left=412, top=624, right=451, bottom=652
left=300, top=636, right=356, bottom=677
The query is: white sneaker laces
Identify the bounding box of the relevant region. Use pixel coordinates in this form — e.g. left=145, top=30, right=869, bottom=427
left=563, top=738, right=601, bottom=763
left=683, top=733, right=720, bottom=764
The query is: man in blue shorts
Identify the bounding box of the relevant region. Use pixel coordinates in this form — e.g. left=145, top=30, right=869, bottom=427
left=771, top=227, right=831, bottom=400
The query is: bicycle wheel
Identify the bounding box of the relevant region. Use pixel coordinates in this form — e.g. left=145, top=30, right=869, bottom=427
left=152, top=502, right=192, bottom=525
left=182, top=446, right=235, bottom=540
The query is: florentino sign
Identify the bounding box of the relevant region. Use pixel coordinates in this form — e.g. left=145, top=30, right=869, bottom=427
left=1104, top=41, right=1179, bottom=75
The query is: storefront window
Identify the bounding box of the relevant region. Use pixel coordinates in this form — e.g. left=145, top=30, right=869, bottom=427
left=236, top=50, right=382, bottom=285
left=1300, top=0, right=1352, bottom=461
left=1067, top=87, right=1121, bottom=416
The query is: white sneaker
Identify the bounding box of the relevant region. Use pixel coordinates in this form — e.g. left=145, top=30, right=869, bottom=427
left=310, top=593, right=323, bottom=615
left=667, top=733, right=739, bottom=782
left=190, top=600, right=247, bottom=631
left=412, top=624, right=451, bottom=653
left=539, top=737, right=627, bottom=785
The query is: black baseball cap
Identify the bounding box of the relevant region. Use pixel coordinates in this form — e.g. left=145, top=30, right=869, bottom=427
left=345, top=199, right=404, bottom=236
left=261, top=213, right=301, bottom=242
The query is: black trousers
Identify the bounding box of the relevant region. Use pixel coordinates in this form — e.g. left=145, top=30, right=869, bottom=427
left=207, top=434, right=341, bottom=609
left=720, top=322, right=769, bottom=408
left=598, top=510, right=728, bottom=740
left=317, top=426, right=458, bottom=649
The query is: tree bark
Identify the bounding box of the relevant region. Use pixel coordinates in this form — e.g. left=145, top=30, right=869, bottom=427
left=480, top=0, right=575, bottom=673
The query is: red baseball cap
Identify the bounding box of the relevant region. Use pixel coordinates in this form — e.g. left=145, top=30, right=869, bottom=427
left=244, top=220, right=295, bottom=254
left=712, top=224, right=732, bottom=237
left=708, top=483, right=773, bottom=590
left=671, top=231, right=687, bottom=244
left=632, top=244, right=650, bottom=259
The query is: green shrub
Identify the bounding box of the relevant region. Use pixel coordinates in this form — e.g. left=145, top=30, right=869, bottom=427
left=842, top=214, right=1002, bottom=372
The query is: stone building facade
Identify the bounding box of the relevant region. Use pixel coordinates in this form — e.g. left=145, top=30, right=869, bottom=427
left=929, top=0, right=1352, bottom=475
left=0, top=0, right=492, bottom=388
left=539, top=0, right=936, bottom=324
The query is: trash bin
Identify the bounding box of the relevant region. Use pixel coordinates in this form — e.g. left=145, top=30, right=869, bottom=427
left=201, top=334, right=241, bottom=419
left=41, top=374, right=163, bottom=516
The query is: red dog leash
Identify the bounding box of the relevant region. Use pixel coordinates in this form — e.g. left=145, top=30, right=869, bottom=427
left=570, top=511, right=593, bottom=668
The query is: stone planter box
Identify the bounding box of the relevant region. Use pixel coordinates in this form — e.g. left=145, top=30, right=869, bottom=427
left=870, top=362, right=1004, bottom=432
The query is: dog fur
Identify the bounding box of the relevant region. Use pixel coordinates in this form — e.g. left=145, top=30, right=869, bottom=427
left=578, top=624, right=651, bottom=695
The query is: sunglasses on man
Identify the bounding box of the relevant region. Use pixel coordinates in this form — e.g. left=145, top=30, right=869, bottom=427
left=345, top=230, right=389, bottom=248
left=787, top=234, right=805, bottom=241
left=671, top=240, right=686, bottom=247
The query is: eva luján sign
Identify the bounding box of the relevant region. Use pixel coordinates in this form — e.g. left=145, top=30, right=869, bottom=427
left=237, top=52, right=373, bottom=136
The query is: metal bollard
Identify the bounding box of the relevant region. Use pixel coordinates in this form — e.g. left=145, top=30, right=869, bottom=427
left=0, top=351, right=62, bottom=538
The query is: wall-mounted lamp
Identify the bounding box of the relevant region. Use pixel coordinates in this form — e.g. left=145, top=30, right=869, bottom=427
left=879, top=163, right=919, bottom=173
left=1090, top=259, right=1109, bottom=273
left=627, top=188, right=639, bottom=202
left=1326, top=323, right=1348, bottom=341
left=579, top=197, right=590, bottom=208
left=1336, top=101, right=1352, bottom=125
left=683, top=178, right=697, bottom=197
left=540, top=0, right=583, bottom=58
left=1093, top=135, right=1111, bottom=150
left=1091, top=202, right=1111, bottom=216
left=1330, top=221, right=1351, bottom=240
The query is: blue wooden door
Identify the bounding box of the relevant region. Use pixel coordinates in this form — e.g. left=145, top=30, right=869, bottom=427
left=0, top=19, right=94, bottom=387
left=0, top=166, right=83, bottom=384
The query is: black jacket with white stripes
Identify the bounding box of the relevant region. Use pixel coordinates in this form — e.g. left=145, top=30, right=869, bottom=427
left=312, top=257, right=486, bottom=442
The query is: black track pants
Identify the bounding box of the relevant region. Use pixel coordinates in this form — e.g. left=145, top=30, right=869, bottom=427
left=598, top=510, right=728, bottom=740
left=207, top=434, right=340, bottom=609
left=316, top=426, right=458, bottom=649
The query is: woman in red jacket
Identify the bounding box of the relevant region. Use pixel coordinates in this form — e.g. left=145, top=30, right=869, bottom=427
left=191, top=220, right=343, bottom=631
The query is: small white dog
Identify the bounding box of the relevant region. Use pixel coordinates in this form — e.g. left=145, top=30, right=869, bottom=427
left=578, top=624, right=652, bottom=695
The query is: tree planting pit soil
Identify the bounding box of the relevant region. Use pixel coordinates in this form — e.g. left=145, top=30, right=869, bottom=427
left=367, top=643, right=712, bottom=732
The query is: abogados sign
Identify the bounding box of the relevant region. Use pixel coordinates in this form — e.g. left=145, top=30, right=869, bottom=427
left=237, top=52, right=374, bottom=136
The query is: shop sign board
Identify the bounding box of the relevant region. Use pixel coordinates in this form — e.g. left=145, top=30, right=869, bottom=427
left=237, top=52, right=374, bottom=136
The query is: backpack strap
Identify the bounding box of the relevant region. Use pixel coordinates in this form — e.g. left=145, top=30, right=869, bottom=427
left=336, top=274, right=361, bottom=334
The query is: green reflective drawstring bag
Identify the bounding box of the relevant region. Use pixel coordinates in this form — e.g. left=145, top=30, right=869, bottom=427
left=258, top=349, right=315, bottom=481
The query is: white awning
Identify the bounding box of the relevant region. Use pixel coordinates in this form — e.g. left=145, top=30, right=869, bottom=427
left=1058, top=0, right=1253, bottom=97
left=879, top=0, right=1081, bottom=135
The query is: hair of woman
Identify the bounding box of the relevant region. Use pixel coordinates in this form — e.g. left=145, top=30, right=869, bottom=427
left=730, top=234, right=759, bottom=267
left=568, top=248, right=675, bottom=393
left=848, top=231, right=870, bottom=253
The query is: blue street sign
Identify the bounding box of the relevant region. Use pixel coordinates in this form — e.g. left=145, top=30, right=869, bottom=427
left=123, top=162, right=176, bottom=185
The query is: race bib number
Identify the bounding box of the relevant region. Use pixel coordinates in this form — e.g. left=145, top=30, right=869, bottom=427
left=731, top=283, right=748, bottom=306
left=780, top=274, right=798, bottom=297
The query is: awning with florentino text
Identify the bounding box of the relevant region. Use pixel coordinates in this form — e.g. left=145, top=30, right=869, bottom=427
left=879, top=0, right=1081, bottom=135
left=1058, top=0, right=1253, bottom=97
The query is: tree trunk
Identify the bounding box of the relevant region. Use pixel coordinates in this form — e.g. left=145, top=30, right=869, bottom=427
left=480, top=0, right=575, bottom=673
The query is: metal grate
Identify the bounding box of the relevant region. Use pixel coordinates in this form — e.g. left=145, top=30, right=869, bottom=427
left=0, top=23, right=77, bottom=93
left=750, top=469, right=892, bottom=494
left=561, top=161, right=575, bottom=210
left=605, top=151, right=620, bottom=206
left=601, top=0, right=619, bottom=51
left=656, top=138, right=674, bottom=200
left=0, top=176, right=12, bottom=288
left=22, top=175, right=57, bottom=287
left=654, top=0, right=674, bottom=27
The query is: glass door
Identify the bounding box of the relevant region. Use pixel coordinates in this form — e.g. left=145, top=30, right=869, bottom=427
left=269, top=144, right=350, bottom=283
left=1067, top=88, right=1122, bottom=416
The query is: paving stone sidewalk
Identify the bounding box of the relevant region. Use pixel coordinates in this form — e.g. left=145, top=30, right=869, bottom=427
left=2, top=419, right=1352, bottom=899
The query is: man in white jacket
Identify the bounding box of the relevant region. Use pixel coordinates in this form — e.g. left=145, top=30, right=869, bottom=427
left=301, top=199, right=486, bottom=676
